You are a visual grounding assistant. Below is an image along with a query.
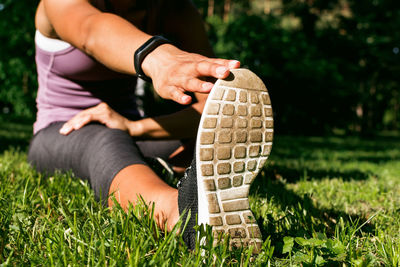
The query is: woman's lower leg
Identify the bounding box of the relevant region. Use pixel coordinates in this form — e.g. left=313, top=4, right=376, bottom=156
left=108, top=164, right=179, bottom=232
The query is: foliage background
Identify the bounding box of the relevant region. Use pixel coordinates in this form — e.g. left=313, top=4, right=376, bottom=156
left=0, top=0, right=399, bottom=134
left=0, top=0, right=37, bottom=118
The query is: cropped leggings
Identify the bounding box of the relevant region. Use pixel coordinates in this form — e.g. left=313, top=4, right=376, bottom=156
left=28, top=122, right=182, bottom=203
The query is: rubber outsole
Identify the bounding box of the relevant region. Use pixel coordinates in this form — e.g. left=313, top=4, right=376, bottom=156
left=195, top=68, right=273, bottom=252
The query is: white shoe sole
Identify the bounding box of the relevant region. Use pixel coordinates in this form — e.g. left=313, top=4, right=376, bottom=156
left=196, top=68, right=273, bottom=252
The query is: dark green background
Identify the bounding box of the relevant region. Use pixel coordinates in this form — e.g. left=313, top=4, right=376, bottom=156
left=0, top=0, right=399, bottom=135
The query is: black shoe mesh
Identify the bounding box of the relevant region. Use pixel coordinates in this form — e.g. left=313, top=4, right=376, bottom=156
left=178, top=157, right=197, bottom=250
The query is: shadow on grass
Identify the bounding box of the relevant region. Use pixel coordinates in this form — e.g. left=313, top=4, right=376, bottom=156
left=272, top=135, right=400, bottom=163
left=263, top=134, right=400, bottom=183
left=250, top=174, right=377, bottom=256
left=246, top=135, right=396, bottom=252
left=264, top=163, right=373, bottom=182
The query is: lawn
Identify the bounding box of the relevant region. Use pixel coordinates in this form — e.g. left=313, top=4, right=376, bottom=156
left=1, top=117, right=399, bottom=266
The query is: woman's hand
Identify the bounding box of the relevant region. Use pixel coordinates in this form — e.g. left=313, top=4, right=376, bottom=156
left=142, top=44, right=240, bottom=105
left=59, top=103, right=130, bottom=135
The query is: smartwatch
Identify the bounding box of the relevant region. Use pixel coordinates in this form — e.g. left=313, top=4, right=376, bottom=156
left=134, top=35, right=171, bottom=82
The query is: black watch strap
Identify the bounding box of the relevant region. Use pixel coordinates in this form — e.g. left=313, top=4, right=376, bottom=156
left=134, top=35, right=171, bottom=82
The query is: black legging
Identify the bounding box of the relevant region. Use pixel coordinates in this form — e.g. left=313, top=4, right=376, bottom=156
left=28, top=122, right=182, bottom=204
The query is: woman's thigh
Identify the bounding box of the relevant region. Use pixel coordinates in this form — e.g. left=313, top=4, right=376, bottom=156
left=28, top=122, right=147, bottom=202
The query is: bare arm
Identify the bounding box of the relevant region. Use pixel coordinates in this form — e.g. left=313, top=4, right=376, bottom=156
left=59, top=102, right=202, bottom=139
left=51, top=0, right=238, bottom=138
left=128, top=91, right=208, bottom=139
left=43, top=0, right=239, bottom=105
left=43, top=0, right=151, bottom=74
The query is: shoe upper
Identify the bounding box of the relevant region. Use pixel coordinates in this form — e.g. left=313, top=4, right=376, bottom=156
left=177, top=158, right=198, bottom=250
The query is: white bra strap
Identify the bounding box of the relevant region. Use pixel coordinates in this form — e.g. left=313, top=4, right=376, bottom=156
left=35, top=30, right=71, bottom=52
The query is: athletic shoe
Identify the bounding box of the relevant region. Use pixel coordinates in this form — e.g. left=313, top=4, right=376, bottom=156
left=177, top=156, right=198, bottom=249
left=178, top=68, right=273, bottom=252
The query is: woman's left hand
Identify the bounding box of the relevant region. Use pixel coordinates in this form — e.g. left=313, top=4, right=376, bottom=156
left=59, top=102, right=129, bottom=135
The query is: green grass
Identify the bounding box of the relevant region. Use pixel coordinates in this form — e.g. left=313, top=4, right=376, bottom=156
left=1, top=118, right=399, bottom=266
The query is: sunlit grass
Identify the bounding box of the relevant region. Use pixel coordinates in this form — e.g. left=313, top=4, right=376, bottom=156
left=1, top=119, right=399, bottom=265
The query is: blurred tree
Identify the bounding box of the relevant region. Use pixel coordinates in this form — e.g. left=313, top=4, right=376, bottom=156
left=340, top=0, right=400, bottom=133
left=0, top=0, right=398, bottom=134
left=208, top=0, right=214, bottom=16
left=0, top=0, right=38, bottom=119
left=223, top=0, right=231, bottom=21
left=195, top=0, right=400, bottom=134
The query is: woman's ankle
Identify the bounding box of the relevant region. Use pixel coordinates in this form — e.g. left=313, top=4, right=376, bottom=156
left=155, top=189, right=179, bottom=232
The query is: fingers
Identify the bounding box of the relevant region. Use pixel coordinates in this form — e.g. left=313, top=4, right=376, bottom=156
left=228, top=59, right=241, bottom=69
left=209, top=59, right=241, bottom=69
left=151, top=49, right=240, bottom=104
left=195, top=59, right=240, bottom=80
left=59, top=123, right=73, bottom=135
left=179, top=77, right=213, bottom=94
left=59, top=114, right=91, bottom=135
left=164, top=86, right=192, bottom=105
left=195, top=61, right=227, bottom=79
left=155, top=59, right=239, bottom=101
left=59, top=103, right=107, bottom=135
left=58, top=102, right=131, bottom=135
left=177, top=59, right=239, bottom=93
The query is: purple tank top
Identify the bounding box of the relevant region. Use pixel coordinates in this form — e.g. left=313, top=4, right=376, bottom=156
left=34, top=44, right=140, bottom=134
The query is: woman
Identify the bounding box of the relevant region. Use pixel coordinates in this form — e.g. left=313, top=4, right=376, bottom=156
left=28, top=0, right=273, bottom=251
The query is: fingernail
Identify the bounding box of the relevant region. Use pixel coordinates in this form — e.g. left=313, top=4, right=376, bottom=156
left=181, top=95, right=191, bottom=103
left=59, top=125, right=71, bottom=134
left=216, top=66, right=228, bottom=77
left=202, top=82, right=213, bottom=91
left=228, top=60, right=240, bottom=68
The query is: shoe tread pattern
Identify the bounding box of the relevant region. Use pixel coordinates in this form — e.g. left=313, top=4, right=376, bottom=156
left=196, top=69, right=273, bottom=253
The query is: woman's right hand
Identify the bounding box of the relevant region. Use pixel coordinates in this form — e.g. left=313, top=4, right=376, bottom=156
left=142, top=44, right=240, bottom=105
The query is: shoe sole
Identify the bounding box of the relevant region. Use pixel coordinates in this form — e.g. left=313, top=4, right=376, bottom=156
left=196, top=68, right=273, bottom=252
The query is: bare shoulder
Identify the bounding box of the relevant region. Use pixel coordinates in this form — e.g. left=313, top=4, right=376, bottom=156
left=35, top=1, right=57, bottom=38
left=35, top=0, right=99, bottom=38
